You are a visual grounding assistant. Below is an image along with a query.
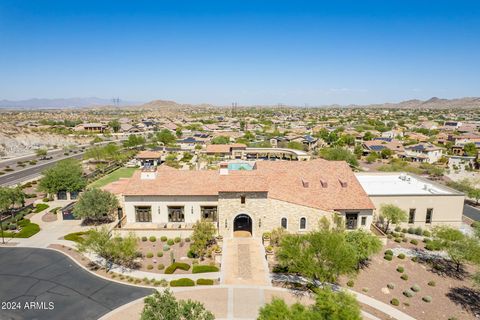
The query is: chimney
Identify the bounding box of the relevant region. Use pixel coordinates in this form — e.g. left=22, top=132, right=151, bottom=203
left=339, top=179, right=348, bottom=188
left=301, top=178, right=309, bottom=188
left=219, top=162, right=229, bottom=175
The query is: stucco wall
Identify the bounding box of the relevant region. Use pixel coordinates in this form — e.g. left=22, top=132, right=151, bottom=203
left=369, top=194, right=464, bottom=228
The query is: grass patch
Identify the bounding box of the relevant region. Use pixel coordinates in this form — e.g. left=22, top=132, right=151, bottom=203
left=196, top=279, right=214, bottom=285
left=192, top=265, right=219, bottom=274
left=34, top=203, right=49, bottom=213
left=170, top=278, right=195, bottom=287
left=2, top=219, right=40, bottom=238
left=64, top=231, right=91, bottom=243
left=88, top=167, right=137, bottom=188
left=164, top=262, right=191, bottom=274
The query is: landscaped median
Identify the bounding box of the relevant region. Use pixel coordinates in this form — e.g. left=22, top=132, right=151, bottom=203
left=0, top=205, right=40, bottom=238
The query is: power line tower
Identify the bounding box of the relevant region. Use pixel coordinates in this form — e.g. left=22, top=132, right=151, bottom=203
left=231, top=102, right=237, bottom=117
left=112, top=97, right=120, bottom=106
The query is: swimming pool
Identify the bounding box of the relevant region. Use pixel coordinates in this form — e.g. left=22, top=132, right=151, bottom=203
left=228, top=163, right=253, bottom=171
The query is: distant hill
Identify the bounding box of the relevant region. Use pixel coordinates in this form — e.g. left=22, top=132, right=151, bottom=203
left=343, top=97, right=480, bottom=109
left=0, top=97, right=142, bottom=109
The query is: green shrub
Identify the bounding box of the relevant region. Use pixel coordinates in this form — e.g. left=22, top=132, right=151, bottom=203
left=396, top=266, right=404, bottom=273
left=394, top=226, right=401, bottom=232
left=185, top=237, right=191, bottom=242
left=394, top=238, right=401, bottom=243
left=141, top=236, right=147, bottom=242
left=34, top=203, right=49, bottom=213
left=385, top=249, right=393, bottom=255
left=146, top=252, right=154, bottom=258
left=402, top=238, right=408, bottom=242
left=387, top=234, right=393, bottom=239
left=401, top=274, right=409, bottom=281
left=347, top=280, right=354, bottom=287
left=157, top=251, right=163, bottom=257
left=149, top=236, right=156, bottom=242
left=397, top=253, right=405, bottom=259
left=196, top=278, right=214, bottom=285
left=423, top=230, right=431, bottom=237
left=407, top=227, right=415, bottom=234
left=9, top=224, right=17, bottom=230
left=167, top=239, right=174, bottom=245
left=170, top=278, right=195, bottom=287
left=403, top=289, right=415, bottom=298
left=425, top=240, right=442, bottom=251
left=415, top=227, right=423, bottom=235
left=160, top=236, right=167, bottom=242
left=410, top=239, right=418, bottom=245
left=157, top=264, right=165, bottom=270
left=422, top=296, right=432, bottom=303
left=164, top=262, right=191, bottom=274
left=42, top=197, right=50, bottom=202
left=2, top=219, right=40, bottom=238
left=174, top=237, right=181, bottom=243
left=401, top=228, right=407, bottom=233
left=411, top=256, right=418, bottom=262
left=163, top=244, right=170, bottom=251
left=147, top=264, right=153, bottom=270
left=428, top=280, right=436, bottom=287
left=192, top=265, right=219, bottom=274
left=387, top=283, right=395, bottom=289
left=411, top=284, right=421, bottom=292
left=384, top=254, right=393, bottom=261
left=390, top=298, right=400, bottom=306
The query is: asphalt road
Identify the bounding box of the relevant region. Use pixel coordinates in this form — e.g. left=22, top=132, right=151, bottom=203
left=0, top=247, right=153, bottom=320
left=0, top=153, right=84, bottom=186
left=464, top=204, right=480, bottom=221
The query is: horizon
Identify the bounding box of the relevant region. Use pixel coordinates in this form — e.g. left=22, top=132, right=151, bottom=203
left=1, top=1, right=479, bottom=105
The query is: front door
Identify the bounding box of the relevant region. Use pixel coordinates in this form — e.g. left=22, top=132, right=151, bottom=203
left=233, top=214, right=252, bottom=237
left=346, top=213, right=358, bottom=230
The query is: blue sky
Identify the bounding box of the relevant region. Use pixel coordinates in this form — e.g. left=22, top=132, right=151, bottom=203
left=0, top=0, right=479, bottom=105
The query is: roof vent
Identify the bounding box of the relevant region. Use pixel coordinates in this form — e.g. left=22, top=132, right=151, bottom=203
left=302, top=178, right=309, bottom=188
left=320, top=179, right=328, bottom=188
left=339, top=179, right=348, bottom=188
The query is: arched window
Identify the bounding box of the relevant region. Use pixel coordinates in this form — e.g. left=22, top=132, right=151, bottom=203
left=300, top=217, right=306, bottom=230
left=281, top=217, right=288, bottom=229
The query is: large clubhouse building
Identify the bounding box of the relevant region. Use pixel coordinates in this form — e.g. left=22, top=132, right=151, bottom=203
left=104, top=159, right=464, bottom=238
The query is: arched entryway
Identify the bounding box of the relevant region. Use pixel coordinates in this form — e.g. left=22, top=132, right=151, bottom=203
left=233, top=214, right=252, bottom=237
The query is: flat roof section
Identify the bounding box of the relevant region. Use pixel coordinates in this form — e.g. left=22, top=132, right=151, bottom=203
left=355, top=173, right=460, bottom=196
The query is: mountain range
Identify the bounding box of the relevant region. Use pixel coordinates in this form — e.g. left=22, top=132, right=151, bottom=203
left=0, top=96, right=479, bottom=110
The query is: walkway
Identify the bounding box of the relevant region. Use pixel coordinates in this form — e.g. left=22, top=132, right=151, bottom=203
left=222, top=237, right=270, bottom=286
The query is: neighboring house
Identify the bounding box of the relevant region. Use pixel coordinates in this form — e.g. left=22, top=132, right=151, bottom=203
left=104, top=159, right=375, bottom=238
left=74, top=123, right=107, bottom=133
left=362, top=139, right=404, bottom=156
left=400, top=143, right=443, bottom=164
left=204, top=144, right=247, bottom=159
left=135, top=150, right=163, bottom=167
left=356, top=172, right=464, bottom=229
left=381, top=129, right=404, bottom=139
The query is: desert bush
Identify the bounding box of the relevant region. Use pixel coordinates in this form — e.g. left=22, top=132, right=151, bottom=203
left=347, top=280, right=354, bottom=287
left=394, top=238, right=401, bottom=243
left=397, top=253, right=405, bottom=259
left=185, top=237, right=191, bottom=242
left=411, top=284, right=421, bottom=292
left=157, top=264, right=165, bottom=270
left=396, top=266, right=404, bottom=273
left=394, top=226, right=401, bottom=232
left=428, top=280, right=436, bottom=287
left=141, top=236, right=147, bottom=242
left=384, top=254, right=393, bottom=261
left=146, top=252, right=153, bottom=258
left=174, top=237, right=181, bottom=243
left=385, top=249, right=393, bottom=255
left=387, top=283, right=395, bottom=289
left=149, top=236, right=156, bottom=242
left=423, top=230, right=431, bottom=237
left=390, top=298, right=400, bottom=306
left=163, top=244, right=170, bottom=251
left=401, top=274, right=408, bottom=280
left=403, top=289, right=414, bottom=298
left=192, top=265, right=219, bottom=274
left=407, top=227, right=415, bottom=234
left=410, top=239, right=418, bottom=245
left=160, top=236, right=167, bottom=242
left=147, top=264, right=153, bottom=270
left=167, top=239, right=175, bottom=245
left=157, top=251, right=163, bottom=257
left=422, top=296, right=432, bottom=303
left=196, top=278, right=214, bottom=285
left=415, top=227, right=423, bottom=235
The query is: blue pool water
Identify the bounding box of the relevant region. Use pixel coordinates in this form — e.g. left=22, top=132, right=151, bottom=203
left=228, top=163, right=253, bottom=171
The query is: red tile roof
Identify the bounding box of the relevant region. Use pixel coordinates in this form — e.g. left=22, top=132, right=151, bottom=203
left=104, top=159, right=374, bottom=211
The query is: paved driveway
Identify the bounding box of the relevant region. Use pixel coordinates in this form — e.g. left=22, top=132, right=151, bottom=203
left=0, top=247, right=153, bottom=320
left=464, top=204, right=480, bottom=221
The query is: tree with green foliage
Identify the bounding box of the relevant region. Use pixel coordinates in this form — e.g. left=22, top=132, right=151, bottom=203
left=155, top=129, right=176, bottom=145
left=363, top=131, right=374, bottom=141
left=176, top=127, right=183, bottom=138
left=211, top=136, right=230, bottom=144
left=39, top=159, right=86, bottom=195
left=35, top=148, right=48, bottom=159
left=190, top=220, right=216, bottom=260
left=380, top=148, right=393, bottom=159
left=108, top=119, right=121, bottom=133
left=124, top=134, right=146, bottom=148
left=468, top=188, right=480, bottom=205
left=353, top=144, right=363, bottom=159
left=365, top=152, right=379, bottom=163
left=276, top=230, right=357, bottom=283
left=141, top=290, right=214, bottom=320
left=78, top=226, right=139, bottom=269
left=379, top=204, right=408, bottom=232
left=258, top=287, right=361, bottom=320
left=318, top=147, right=358, bottom=167
left=345, top=229, right=382, bottom=268
left=0, top=186, right=26, bottom=216
left=286, top=141, right=305, bottom=151
left=464, top=142, right=478, bottom=157
left=73, top=188, right=119, bottom=222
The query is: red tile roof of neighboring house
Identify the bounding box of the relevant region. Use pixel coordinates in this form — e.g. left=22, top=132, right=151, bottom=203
left=205, top=144, right=247, bottom=154
left=104, top=159, right=374, bottom=211
left=136, top=151, right=162, bottom=159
